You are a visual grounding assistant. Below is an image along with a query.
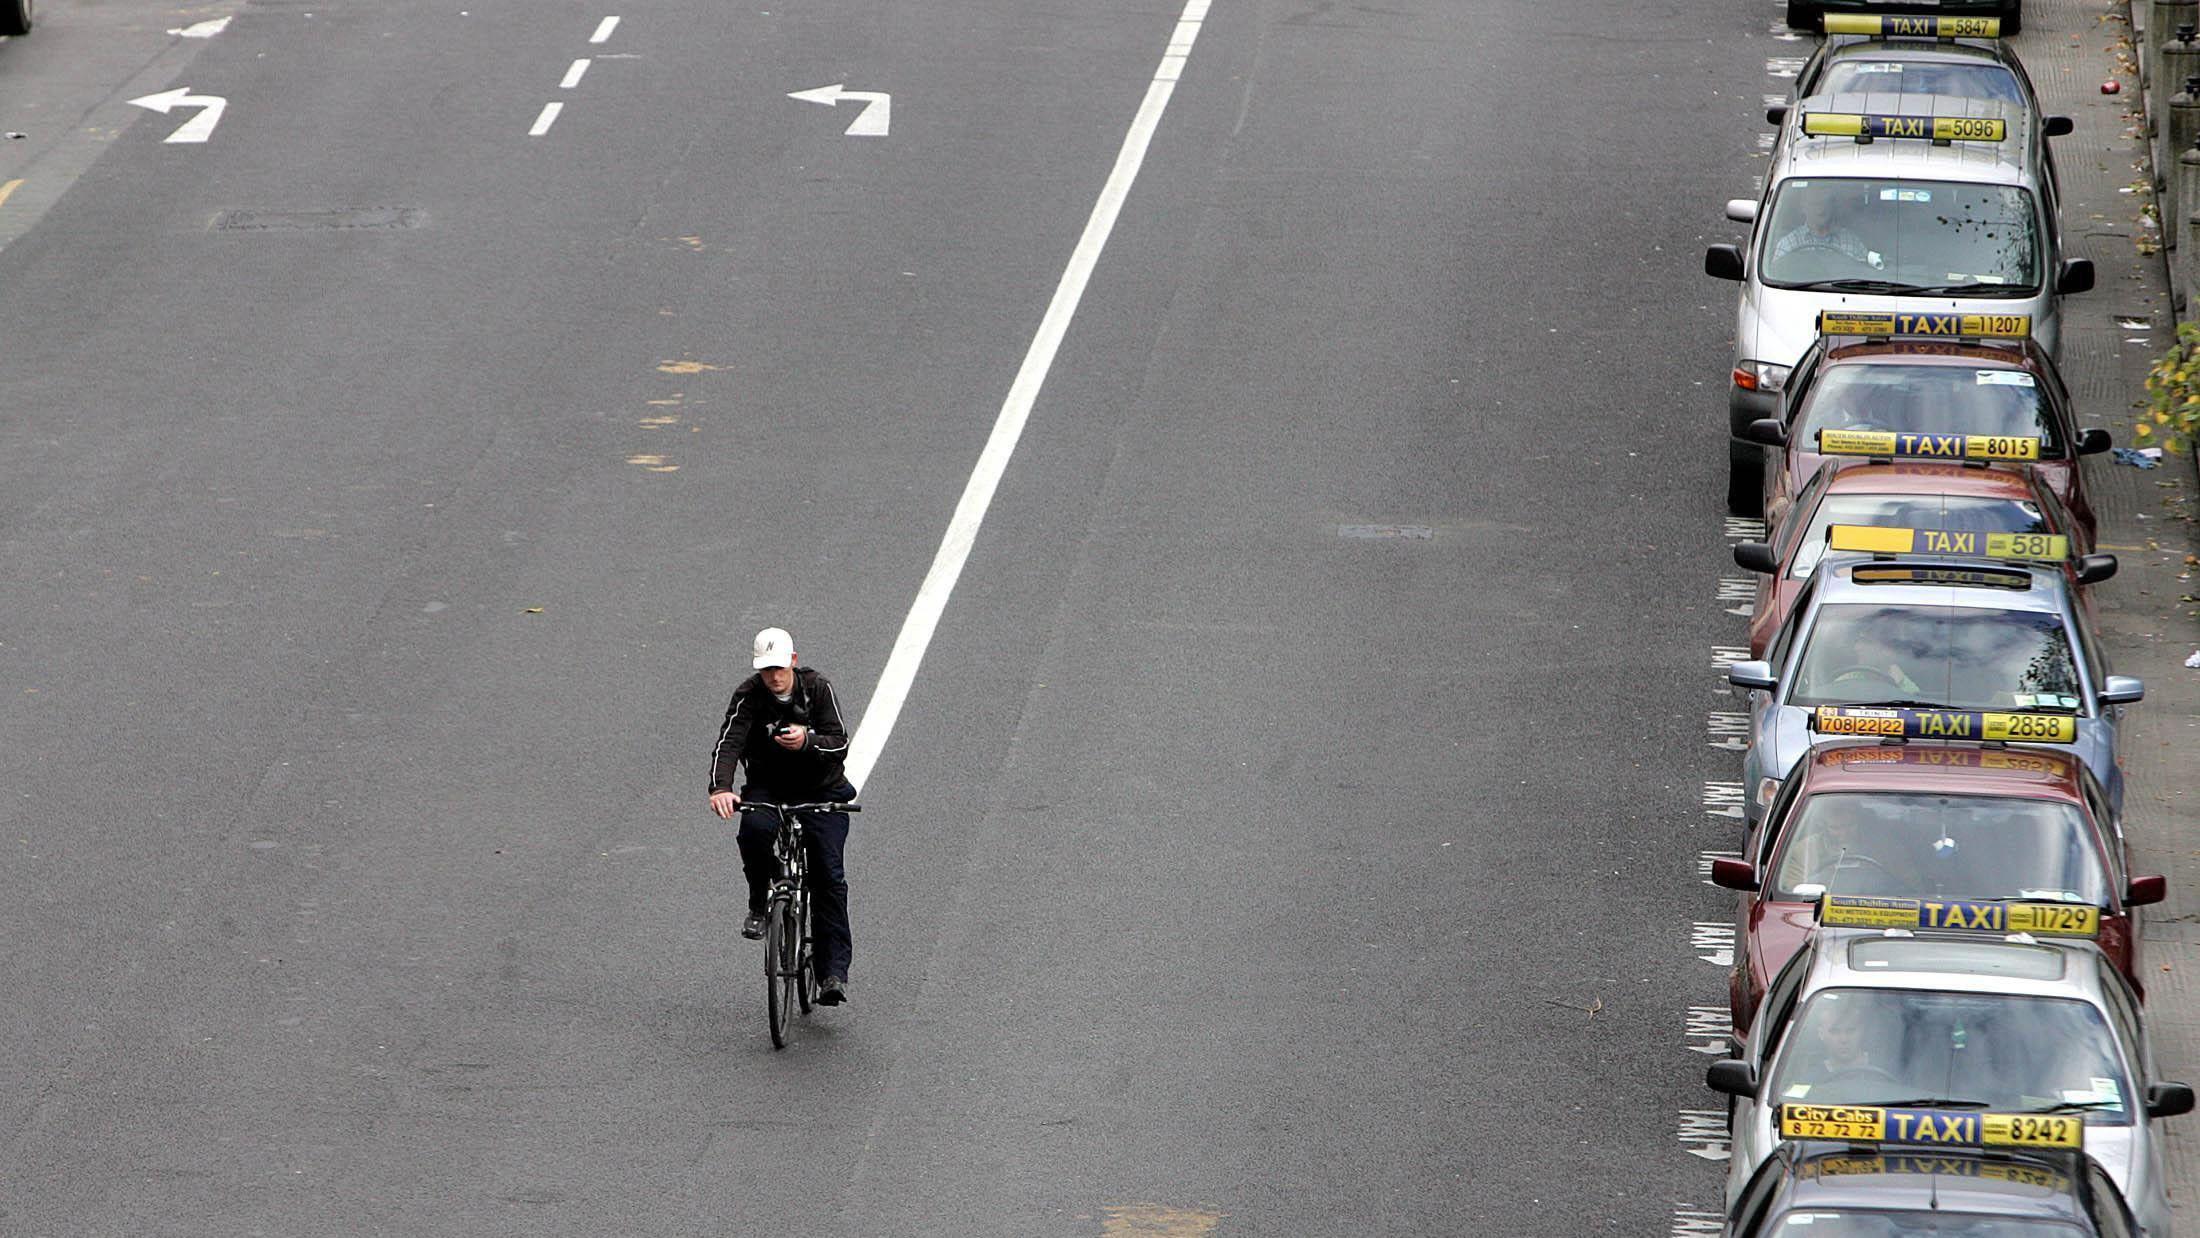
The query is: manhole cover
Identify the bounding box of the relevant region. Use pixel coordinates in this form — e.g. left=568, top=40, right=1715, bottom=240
left=213, top=207, right=423, bottom=232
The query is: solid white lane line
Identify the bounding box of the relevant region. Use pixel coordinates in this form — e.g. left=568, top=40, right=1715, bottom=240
left=841, top=0, right=1207, bottom=792
left=561, top=58, right=591, bottom=89
left=528, top=101, right=563, bottom=136
left=589, top=15, right=620, bottom=43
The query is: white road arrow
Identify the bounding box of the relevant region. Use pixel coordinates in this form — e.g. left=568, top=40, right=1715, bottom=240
left=786, top=83, right=890, bottom=136
left=128, top=87, right=228, bottom=144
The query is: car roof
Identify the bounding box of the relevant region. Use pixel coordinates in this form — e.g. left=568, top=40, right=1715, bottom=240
left=1813, top=557, right=2070, bottom=613
left=1820, top=337, right=2050, bottom=370
left=1821, top=39, right=2018, bottom=69
left=1803, top=926, right=2110, bottom=1000
left=1782, top=91, right=2033, bottom=183
left=1775, top=1144, right=2093, bottom=1223
left=1795, top=737, right=2086, bottom=799
left=1818, top=460, right=2042, bottom=501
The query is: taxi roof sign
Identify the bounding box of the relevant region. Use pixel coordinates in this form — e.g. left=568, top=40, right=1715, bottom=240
left=1778, top=1104, right=2082, bottom=1151
left=1816, top=310, right=2031, bottom=340
left=1809, top=705, right=2079, bottom=744
left=1817, top=428, right=2042, bottom=463
left=1801, top=111, right=2007, bottom=144
left=1824, top=523, right=2068, bottom=560
left=1817, top=893, right=2101, bottom=938
left=1822, top=14, right=2002, bottom=38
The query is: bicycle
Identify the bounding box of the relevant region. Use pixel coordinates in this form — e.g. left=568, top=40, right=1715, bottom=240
left=740, top=799, right=860, bottom=1049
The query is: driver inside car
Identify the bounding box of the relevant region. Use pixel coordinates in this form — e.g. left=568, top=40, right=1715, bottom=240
left=1773, top=188, right=1872, bottom=266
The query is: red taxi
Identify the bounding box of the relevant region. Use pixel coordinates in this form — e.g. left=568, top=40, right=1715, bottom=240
left=1732, top=459, right=2113, bottom=657
left=1740, top=333, right=2108, bottom=532
left=1710, top=738, right=2164, bottom=1041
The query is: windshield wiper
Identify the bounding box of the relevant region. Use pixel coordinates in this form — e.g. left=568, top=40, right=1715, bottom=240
left=1789, top=278, right=1924, bottom=293
left=2026, top=1099, right=2124, bottom=1114
left=1861, top=1097, right=1993, bottom=1109
left=1830, top=698, right=1950, bottom=711
left=1903, top=283, right=2035, bottom=297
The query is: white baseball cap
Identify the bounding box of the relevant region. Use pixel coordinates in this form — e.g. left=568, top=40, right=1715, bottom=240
left=751, top=626, right=795, bottom=669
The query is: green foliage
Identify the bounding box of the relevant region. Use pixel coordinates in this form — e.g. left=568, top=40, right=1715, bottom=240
left=2140, top=320, right=2200, bottom=452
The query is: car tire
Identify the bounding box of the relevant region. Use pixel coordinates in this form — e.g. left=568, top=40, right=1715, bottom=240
left=1728, top=444, right=1766, bottom=517
left=0, top=0, right=29, bottom=36
left=1784, top=0, right=1817, bottom=32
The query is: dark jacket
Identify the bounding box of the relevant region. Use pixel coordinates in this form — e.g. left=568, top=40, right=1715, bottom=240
left=708, top=667, right=850, bottom=797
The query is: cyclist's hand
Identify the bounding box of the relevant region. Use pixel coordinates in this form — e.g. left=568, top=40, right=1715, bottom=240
left=772, top=724, right=808, bottom=750
left=710, top=791, right=741, bottom=819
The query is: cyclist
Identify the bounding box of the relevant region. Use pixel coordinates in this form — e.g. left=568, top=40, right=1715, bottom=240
left=708, top=626, right=857, bottom=1006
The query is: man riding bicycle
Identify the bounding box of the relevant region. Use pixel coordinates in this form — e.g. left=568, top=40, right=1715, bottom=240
left=709, top=626, right=857, bottom=1006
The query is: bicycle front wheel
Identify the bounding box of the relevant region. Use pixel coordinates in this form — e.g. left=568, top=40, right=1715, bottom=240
left=766, top=896, right=798, bottom=1049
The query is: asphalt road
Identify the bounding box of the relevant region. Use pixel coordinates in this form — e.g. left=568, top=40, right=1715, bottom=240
left=0, top=0, right=1774, bottom=1232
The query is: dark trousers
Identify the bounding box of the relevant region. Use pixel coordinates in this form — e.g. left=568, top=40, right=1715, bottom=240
left=737, top=782, right=855, bottom=981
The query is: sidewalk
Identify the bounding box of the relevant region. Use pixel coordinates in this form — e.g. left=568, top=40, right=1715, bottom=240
left=2045, top=0, right=2200, bottom=1216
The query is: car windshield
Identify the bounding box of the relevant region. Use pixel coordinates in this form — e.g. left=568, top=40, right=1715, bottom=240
left=1789, top=602, right=2083, bottom=711
left=1760, top=178, right=2040, bottom=292
left=1793, top=363, right=2063, bottom=457
left=1769, top=989, right=2133, bottom=1123
left=1768, top=1212, right=2082, bottom=1237
left=1816, top=60, right=2027, bottom=105
left=1769, top=792, right=2109, bottom=905
left=1789, top=496, right=2050, bottom=580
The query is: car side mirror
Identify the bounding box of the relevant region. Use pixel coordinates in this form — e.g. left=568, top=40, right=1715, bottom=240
left=2044, top=115, right=2075, bottom=138
left=2127, top=874, right=2169, bottom=908
left=1706, top=244, right=1746, bottom=282
left=1728, top=660, right=1778, bottom=692
left=1726, top=199, right=1760, bottom=224
left=2098, top=675, right=2145, bottom=706
left=1706, top=1059, right=1759, bottom=1098
left=2078, top=427, right=2113, bottom=455
left=1734, top=541, right=1779, bottom=575
left=1711, top=859, right=1761, bottom=892
left=2058, top=259, right=2096, bottom=295
left=2076, top=554, right=2119, bottom=586
left=2147, top=1082, right=2196, bottom=1119
left=1745, top=418, right=1789, bottom=447
left=1765, top=105, right=1789, bottom=126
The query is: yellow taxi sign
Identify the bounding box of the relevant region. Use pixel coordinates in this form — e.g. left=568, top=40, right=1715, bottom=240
left=1818, top=894, right=2101, bottom=937
left=1822, top=14, right=2001, bottom=37
left=1825, top=524, right=2068, bottom=560
left=1809, top=705, right=2079, bottom=744
left=1778, top=1104, right=2082, bottom=1150
left=1801, top=111, right=2007, bottom=142
left=1816, top=310, right=2031, bottom=339
left=1817, top=428, right=2042, bottom=462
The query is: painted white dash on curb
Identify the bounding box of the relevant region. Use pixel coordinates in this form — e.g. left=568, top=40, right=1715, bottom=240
left=561, top=59, right=591, bottom=89
left=528, top=101, right=563, bottom=136
left=842, top=0, right=1206, bottom=792
left=589, top=15, right=620, bottom=43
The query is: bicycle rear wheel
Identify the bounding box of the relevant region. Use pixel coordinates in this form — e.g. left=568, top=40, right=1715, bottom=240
left=766, top=895, right=798, bottom=1049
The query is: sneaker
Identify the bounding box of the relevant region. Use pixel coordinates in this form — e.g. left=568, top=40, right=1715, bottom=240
left=815, top=975, right=848, bottom=1006
left=741, top=911, right=767, bottom=940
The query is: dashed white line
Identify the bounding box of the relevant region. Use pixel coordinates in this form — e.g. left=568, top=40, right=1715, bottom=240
left=842, top=0, right=1207, bottom=791
left=528, top=101, right=564, bottom=136
left=590, top=15, right=620, bottom=43
left=561, top=58, right=591, bottom=89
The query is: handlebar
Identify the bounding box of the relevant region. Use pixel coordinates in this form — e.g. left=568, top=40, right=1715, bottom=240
left=738, top=800, right=861, bottom=814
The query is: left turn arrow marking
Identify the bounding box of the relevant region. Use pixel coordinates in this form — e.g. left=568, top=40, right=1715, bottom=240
left=128, top=87, right=229, bottom=144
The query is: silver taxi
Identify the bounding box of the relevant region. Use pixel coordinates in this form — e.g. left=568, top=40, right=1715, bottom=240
left=1725, top=530, right=2142, bottom=828
left=1707, top=91, right=2092, bottom=511
left=1706, top=912, right=2193, bottom=1235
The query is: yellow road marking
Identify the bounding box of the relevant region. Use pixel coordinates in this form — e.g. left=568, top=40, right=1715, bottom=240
left=2096, top=543, right=2148, bottom=551
left=0, top=179, right=23, bottom=209
left=656, top=359, right=723, bottom=374
left=1100, top=1204, right=1225, bottom=1236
